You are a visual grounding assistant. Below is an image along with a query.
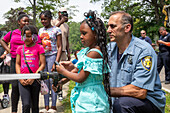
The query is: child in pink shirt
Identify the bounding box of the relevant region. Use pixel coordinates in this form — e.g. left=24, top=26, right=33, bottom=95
left=3, top=29, right=41, bottom=59
left=0, top=12, right=31, bottom=113
left=16, top=25, right=45, bottom=113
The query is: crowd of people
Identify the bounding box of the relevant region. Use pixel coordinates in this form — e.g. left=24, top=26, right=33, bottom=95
left=0, top=7, right=169, bottom=113
left=0, top=8, right=69, bottom=113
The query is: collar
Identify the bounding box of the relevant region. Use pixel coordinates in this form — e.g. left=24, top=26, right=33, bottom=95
left=107, top=35, right=136, bottom=56
left=121, top=34, right=136, bottom=56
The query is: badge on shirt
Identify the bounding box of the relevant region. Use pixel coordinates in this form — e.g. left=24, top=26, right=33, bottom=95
left=141, top=56, right=152, bottom=71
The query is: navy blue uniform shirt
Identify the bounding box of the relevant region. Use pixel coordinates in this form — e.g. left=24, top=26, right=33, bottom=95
left=139, top=36, right=152, bottom=45
left=159, top=32, right=170, bottom=52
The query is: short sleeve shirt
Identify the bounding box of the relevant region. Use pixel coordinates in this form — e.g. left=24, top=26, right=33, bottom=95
left=139, top=36, right=152, bottom=45
left=16, top=44, right=45, bottom=73
left=107, top=35, right=166, bottom=113
left=51, top=19, right=69, bottom=51
left=3, top=29, right=41, bottom=58
left=39, top=26, right=61, bottom=56
left=159, top=32, right=170, bottom=52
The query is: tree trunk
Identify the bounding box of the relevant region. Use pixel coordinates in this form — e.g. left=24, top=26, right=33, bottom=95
left=33, top=0, right=36, bottom=25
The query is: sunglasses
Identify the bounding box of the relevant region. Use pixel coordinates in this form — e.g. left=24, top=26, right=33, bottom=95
left=60, top=12, right=68, bottom=17
left=141, top=33, right=145, bottom=34
left=60, top=12, right=67, bottom=14
left=22, top=34, right=38, bottom=42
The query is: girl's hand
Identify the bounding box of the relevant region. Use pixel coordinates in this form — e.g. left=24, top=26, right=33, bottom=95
left=56, top=64, right=66, bottom=75
left=26, top=79, right=35, bottom=85
left=19, top=79, right=28, bottom=86
left=60, top=61, right=75, bottom=71
left=52, top=80, right=62, bottom=92
left=0, top=54, right=6, bottom=59
left=52, top=84, right=57, bottom=92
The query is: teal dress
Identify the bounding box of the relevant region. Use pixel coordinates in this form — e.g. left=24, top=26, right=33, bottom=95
left=70, top=47, right=110, bottom=113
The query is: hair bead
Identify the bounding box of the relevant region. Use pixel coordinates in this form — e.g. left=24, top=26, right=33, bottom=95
left=91, top=27, right=94, bottom=31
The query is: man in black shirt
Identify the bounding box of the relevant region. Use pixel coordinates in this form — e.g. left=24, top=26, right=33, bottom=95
left=157, top=27, right=170, bottom=84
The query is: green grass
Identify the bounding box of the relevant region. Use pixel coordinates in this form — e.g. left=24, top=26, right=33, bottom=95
left=0, top=84, right=3, bottom=93
left=62, top=80, right=75, bottom=113
left=0, top=84, right=12, bottom=93
left=165, top=91, right=170, bottom=113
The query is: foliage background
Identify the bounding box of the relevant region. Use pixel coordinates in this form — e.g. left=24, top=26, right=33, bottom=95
left=0, top=0, right=170, bottom=52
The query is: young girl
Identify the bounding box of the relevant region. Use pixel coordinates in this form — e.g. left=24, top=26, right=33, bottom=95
left=0, top=12, right=41, bottom=113
left=53, top=10, right=111, bottom=113
left=16, top=25, right=45, bottom=113
left=39, top=10, right=62, bottom=112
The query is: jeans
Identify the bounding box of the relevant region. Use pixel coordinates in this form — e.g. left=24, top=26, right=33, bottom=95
left=44, top=54, right=57, bottom=106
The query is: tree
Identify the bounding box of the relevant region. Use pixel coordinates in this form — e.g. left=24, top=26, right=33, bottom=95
left=0, top=0, right=80, bottom=52
left=68, top=21, right=83, bottom=52
left=14, top=0, right=70, bottom=25
left=2, top=7, right=30, bottom=31
left=0, top=0, right=78, bottom=31
left=91, top=0, right=170, bottom=42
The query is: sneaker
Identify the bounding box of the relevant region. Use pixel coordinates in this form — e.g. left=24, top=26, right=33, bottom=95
left=47, top=109, right=57, bottom=113
left=58, top=92, right=63, bottom=101
left=3, top=94, right=9, bottom=102
left=39, top=109, right=48, bottom=113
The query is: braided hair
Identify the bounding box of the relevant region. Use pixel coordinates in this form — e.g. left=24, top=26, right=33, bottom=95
left=81, top=10, right=112, bottom=110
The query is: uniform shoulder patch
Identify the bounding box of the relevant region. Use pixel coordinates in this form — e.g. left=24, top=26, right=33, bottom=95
left=141, top=56, right=152, bottom=71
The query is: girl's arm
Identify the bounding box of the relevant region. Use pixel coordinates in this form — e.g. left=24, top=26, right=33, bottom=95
left=52, top=62, right=78, bottom=92
left=0, top=39, right=10, bottom=53
left=0, top=44, right=11, bottom=59
left=36, top=53, right=46, bottom=73
left=57, top=67, right=89, bottom=83
left=16, top=54, right=21, bottom=74
left=52, top=77, right=70, bottom=92
left=60, top=61, right=77, bottom=71
left=51, top=34, right=62, bottom=71
left=56, top=50, right=102, bottom=83
left=56, top=34, right=62, bottom=62
left=55, top=61, right=78, bottom=84
left=0, top=51, right=7, bottom=59
left=16, top=54, right=27, bottom=86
